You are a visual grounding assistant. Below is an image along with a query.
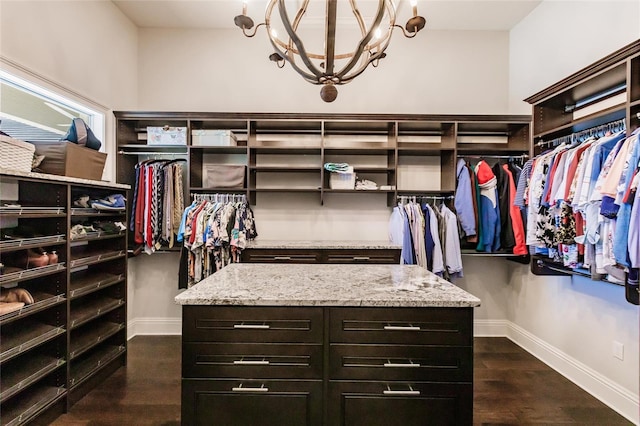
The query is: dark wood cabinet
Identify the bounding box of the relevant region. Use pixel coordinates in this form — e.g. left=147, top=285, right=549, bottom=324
left=181, top=305, right=473, bottom=425
left=0, top=171, right=129, bottom=424
left=241, top=247, right=401, bottom=264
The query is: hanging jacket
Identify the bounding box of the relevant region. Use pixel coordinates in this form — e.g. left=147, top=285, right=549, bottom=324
left=475, top=161, right=501, bottom=252
left=503, top=164, right=528, bottom=255
left=455, top=159, right=476, bottom=238
left=493, top=162, right=515, bottom=250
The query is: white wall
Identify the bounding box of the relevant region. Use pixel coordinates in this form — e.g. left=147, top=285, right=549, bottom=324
left=509, top=0, right=640, bottom=114
left=508, top=2, right=639, bottom=422
left=138, top=28, right=509, bottom=114
left=0, top=0, right=139, bottom=181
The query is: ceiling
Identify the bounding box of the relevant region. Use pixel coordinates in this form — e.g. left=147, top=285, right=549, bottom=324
left=112, top=0, right=542, bottom=32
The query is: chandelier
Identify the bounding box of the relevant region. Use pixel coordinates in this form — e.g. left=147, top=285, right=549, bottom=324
left=234, top=0, right=426, bottom=102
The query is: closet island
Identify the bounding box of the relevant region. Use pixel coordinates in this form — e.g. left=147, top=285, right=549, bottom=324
left=175, top=263, right=480, bottom=425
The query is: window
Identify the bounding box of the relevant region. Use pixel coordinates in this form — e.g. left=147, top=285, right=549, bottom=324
left=0, top=70, right=104, bottom=150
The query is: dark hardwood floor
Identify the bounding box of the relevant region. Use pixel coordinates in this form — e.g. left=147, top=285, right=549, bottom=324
left=51, top=336, right=632, bottom=425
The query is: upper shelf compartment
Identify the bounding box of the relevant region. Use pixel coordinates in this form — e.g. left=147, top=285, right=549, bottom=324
left=525, top=40, right=640, bottom=140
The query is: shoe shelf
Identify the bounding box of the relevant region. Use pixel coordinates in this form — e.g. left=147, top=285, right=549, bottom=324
left=69, top=297, right=125, bottom=330
left=0, top=320, right=66, bottom=364
left=70, top=230, right=125, bottom=242
left=70, top=208, right=126, bottom=217
left=69, top=321, right=125, bottom=360
left=0, top=171, right=129, bottom=422
left=0, top=206, right=65, bottom=217
left=1, top=353, right=66, bottom=403
left=69, top=344, right=126, bottom=389
left=69, top=272, right=125, bottom=300
left=68, top=250, right=126, bottom=268
left=0, top=263, right=66, bottom=286
left=0, top=292, right=65, bottom=326
left=1, top=384, right=66, bottom=426
left=0, top=235, right=66, bottom=252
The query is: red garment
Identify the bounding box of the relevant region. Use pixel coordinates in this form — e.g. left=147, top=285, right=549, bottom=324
left=188, top=202, right=208, bottom=245
left=574, top=212, right=585, bottom=255
left=134, top=164, right=146, bottom=244
left=563, top=144, right=591, bottom=201
left=503, top=164, right=527, bottom=255
left=145, top=165, right=154, bottom=248
left=544, top=150, right=567, bottom=205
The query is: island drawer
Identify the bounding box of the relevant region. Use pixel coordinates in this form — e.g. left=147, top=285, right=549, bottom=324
left=328, top=344, right=472, bottom=382
left=182, top=378, right=323, bottom=426
left=183, top=342, right=323, bottom=379
left=241, top=249, right=322, bottom=264
left=329, top=307, right=473, bottom=345
left=183, top=306, right=323, bottom=343
left=327, top=380, right=472, bottom=426
left=323, top=249, right=400, bottom=264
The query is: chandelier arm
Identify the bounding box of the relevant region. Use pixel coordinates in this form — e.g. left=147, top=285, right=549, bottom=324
left=393, top=24, right=419, bottom=38
left=276, top=0, right=323, bottom=80
left=348, top=0, right=367, bottom=37
left=242, top=22, right=266, bottom=38
left=325, top=0, right=337, bottom=75
left=335, top=0, right=387, bottom=80
left=287, top=0, right=310, bottom=57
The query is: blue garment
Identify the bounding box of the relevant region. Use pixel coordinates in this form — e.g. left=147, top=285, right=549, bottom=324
left=588, top=131, right=627, bottom=196
left=177, top=201, right=196, bottom=243
left=400, top=206, right=415, bottom=265
left=477, top=187, right=501, bottom=252
left=613, top=131, right=640, bottom=267
left=388, top=205, right=404, bottom=246
left=130, top=165, right=140, bottom=232
left=422, top=204, right=435, bottom=271
left=454, top=159, right=476, bottom=238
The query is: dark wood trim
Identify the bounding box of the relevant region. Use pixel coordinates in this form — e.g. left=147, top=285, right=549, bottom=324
left=114, top=111, right=531, bottom=123
left=524, top=39, right=640, bottom=104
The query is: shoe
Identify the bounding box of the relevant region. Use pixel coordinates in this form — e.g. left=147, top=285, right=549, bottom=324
left=73, top=195, right=91, bottom=208
left=23, top=249, right=49, bottom=268
left=47, top=251, right=58, bottom=265
left=0, top=287, right=34, bottom=304
left=91, top=194, right=126, bottom=211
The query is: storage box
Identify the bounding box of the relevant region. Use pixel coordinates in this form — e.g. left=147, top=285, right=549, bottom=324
left=0, top=135, right=35, bottom=172
left=33, top=142, right=107, bottom=180
left=329, top=167, right=356, bottom=189
left=192, top=130, right=237, bottom=147
left=204, top=164, right=245, bottom=189
left=147, top=126, right=187, bottom=145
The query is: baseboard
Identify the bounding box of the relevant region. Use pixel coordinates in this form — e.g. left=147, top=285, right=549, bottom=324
left=473, top=319, right=509, bottom=337
left=127, top=317, right=182, bottom=338
left=506, top=321, right=639, bottom=425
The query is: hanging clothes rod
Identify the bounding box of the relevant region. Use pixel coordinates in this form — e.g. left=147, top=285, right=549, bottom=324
left=118, top=150, right=187, bottom=156
left=458, top=154, right=529, bottom=159
left=537, top=118, right=626, bottom=147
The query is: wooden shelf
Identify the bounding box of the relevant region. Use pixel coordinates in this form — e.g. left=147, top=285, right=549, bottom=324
left=70, top=297, right=125, bottom=330
left=69, top=272, right=125, bottom=300
left=0, top=263, right=66, bottom=286
left=533, top=104, right=626, bottom=140
left=250, top=166, right=320, bottom=173
left=69, top=345, right=126, bottom=389
left=69, top=250, right=126, bottom=268
left=70, top=231, right=126, bottom=243
left=0, top=235, right=65, bottom=252
left=0, top=292, right=65, bottom=326
left=1, top=384, right=66, bottom=426
left=70, top=321, right=125, bottom=360
left=0, top=321, right=66, bottom=364
left=1, top=354, right=65, bottom=403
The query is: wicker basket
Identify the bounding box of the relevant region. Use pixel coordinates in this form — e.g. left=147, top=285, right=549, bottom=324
left=0, top=135, right=35, bottom=172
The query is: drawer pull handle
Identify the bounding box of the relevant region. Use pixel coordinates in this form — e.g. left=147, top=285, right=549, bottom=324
left=383, top=325, right=420, bottom=331
left=273, top=256, right=291, bottom=260
left=383, top=385, right=420, bottom=396
left=384, top=361, right=420, bottom=368
left=352, top=256, right=370, bottom=261
left=232, top=384, right=268, bottom=392
left=234, top=360, right=270, bottom=365
left=234, top=324, right=270, bottom=329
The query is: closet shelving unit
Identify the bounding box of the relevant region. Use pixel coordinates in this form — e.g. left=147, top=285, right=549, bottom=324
left=0, top=170, right=129, bottom=424
left=115, top=113, right=531, bottom=259
left=524, top=39, right=640, bottom=304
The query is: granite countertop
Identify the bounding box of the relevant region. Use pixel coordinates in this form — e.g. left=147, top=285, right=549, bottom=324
left=175, top=264, right=481, bottom=308
left=245, top=240, right=401, bottom=250
left=0, top=168, right=130, bottom=189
